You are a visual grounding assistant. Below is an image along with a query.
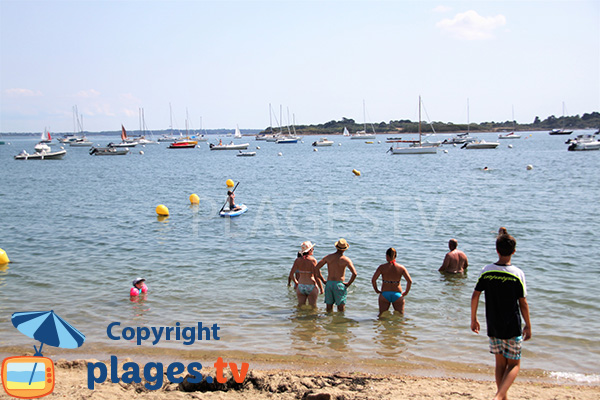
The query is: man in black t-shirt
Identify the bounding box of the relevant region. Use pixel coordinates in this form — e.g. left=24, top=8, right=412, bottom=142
left=471, top=229, right=532, bottom=400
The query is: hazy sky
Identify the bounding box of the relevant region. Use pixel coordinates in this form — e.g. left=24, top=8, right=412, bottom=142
left=1, top=0, right=598, bottom=133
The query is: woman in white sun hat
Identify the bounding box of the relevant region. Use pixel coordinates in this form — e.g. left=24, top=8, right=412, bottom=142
left=288, top=241, right=324, bottom=307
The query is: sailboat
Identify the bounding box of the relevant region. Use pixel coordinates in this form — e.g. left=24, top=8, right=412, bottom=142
left=498, top=106, right=521, bottom=139
left=350, top=100, right=377, bottom=139
left=342, top=127, right=350, bottom=136
left=549, top=102, right=573, bottom=135
left=234, top=125, right=242, bottom=138
left=40, top=128, right=52, bottom=144
left=134, top=108, right=157, bottom=144
left=390, top=96, right=437, bottom=154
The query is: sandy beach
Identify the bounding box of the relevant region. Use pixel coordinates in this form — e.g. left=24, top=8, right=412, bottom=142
left=2, top=358, right=598, bottom=400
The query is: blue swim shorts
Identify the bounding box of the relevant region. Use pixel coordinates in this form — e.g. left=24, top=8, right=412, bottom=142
left=489, top=336, right=523, bottom=360
left=324, top=280, right=347, bottom=306
left=381, top=291, right=402, bottom=303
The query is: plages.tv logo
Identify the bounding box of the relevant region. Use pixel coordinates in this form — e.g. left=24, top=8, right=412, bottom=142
left=1, top=310, right=85, bottom=399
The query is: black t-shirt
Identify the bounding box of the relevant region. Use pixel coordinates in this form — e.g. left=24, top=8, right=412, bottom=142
left=474, top=264, right=527, bottom=339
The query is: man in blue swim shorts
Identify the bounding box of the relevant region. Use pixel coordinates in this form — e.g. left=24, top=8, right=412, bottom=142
left=316, top=238, right=357, bottom=312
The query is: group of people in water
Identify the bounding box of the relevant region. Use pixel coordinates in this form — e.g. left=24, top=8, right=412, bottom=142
left=288, top=237, right=421, bottom=316
left=287, top=234, right=470, bottom=315
left=289, top=228, right=531, bottom=400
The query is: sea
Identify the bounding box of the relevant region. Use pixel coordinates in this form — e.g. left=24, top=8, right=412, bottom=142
left=0, top=131, right=599, bottom=384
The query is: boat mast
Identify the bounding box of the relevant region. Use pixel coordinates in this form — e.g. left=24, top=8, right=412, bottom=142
left=169, top=103, right=174, bottom=137
left=363, top=99, right=366, bottom=132
left=418, top=95, right=422, bottom=145
left=512, top=105, right=515, bottom=132
left=269, top=103, right=273, bottom=135
left=467, top=98, right=470, bottom=135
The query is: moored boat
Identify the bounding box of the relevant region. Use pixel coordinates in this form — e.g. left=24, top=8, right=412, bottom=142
left=89, top=146, right=129, bottom=155
left=168, top=140, right=197, bottom=149
left=209, top=142, right=249, bottom=150
left=236, top=151, right=256, bottom=157
left=567, top=134, right=600, bottom=151
left=462, top=140, right=500, bottom=149
left=312, top=138, right=334, bottom=146
left=498, top=132, right=521, bottom=139
left=390, top=96, right=437, bottom=155
left=14, top=144, right=66, bottom=160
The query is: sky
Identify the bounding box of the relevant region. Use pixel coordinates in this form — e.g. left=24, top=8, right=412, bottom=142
left=1, top=0, right=598, bottom=133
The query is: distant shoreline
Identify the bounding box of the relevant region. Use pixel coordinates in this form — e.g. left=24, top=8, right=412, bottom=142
left=1, top=127, right=591, bottom=137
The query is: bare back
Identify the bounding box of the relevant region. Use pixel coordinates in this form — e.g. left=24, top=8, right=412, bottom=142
left=317, top=251, right=356, bottom=282
left=292, top=256, right=318, bottom=285
left=440, top=249, right=468, bottom=273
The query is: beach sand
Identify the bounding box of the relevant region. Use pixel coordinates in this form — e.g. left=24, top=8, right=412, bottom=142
left=2, top=358, right=597, bottom=400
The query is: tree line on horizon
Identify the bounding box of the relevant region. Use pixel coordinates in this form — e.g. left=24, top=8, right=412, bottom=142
left=261, top=111, right=600, bottom=135
left=3, top=112, right=599, bottom=136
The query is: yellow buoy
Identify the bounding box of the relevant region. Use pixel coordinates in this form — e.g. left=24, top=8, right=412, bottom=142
left=352, top=169, right=361, bottom=176
left=226, top=179, right=235, bottom=188
left=155, top=204, right=169, bottom=216
left=189, top=194, right=200, bottom=205
left=0, top=248, right=9, bottom=265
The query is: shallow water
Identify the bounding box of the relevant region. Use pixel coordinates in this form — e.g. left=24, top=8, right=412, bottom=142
left=1, top=131, right=599, bottom=381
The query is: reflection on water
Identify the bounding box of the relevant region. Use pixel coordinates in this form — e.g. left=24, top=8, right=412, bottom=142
left=372, top=313, right=417, bottom=357
left=129, top=295, right=151, bottom=321
left=288, top=309, right=359, bottom=354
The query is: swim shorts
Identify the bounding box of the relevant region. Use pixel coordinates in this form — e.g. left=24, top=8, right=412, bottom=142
left=324, top=280, right=347, bottom=306
left=489, top=336, right=523, bottom=360
left=297, top=284, right=315, bottom=296
left=381, top=291, right=402, bottom=303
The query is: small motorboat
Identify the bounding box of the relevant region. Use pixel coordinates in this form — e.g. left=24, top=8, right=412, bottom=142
left=168, top=140, right=198, bottom=149
left=312, top=138, right=334, bottom=147
left=567, top=134, right=600, bottom=151
left=276, top=137, right=299, bottom=144
left=14, top=144, right=66, bottom=160
left=236, top=151, right=256, bottom=157
left=209, top=142, right=249, bottom=150
left=89, top=146, right=129, bottom=156
left=462, top=140, right=500, bottom=149
left=219, top=204, right=248, bottom=217
left=498, top=132, right=521, bottom=139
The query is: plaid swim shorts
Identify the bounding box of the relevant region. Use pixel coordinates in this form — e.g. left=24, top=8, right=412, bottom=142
left=489, top=336, right=523, bottom=360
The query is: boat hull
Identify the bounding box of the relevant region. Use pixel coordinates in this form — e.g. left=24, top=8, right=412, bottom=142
left=14, top=150, right=67, bottom=160
left=210, top=143, right=249, bottom=150
left=391, top=146, right=437, bottom=155
left=90, top=147, right=129, bottom=155
left=350, top=134, right=376, bottom=140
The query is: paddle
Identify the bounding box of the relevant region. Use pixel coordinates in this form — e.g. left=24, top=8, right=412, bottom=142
left=218, top=182, right=240, bottom=214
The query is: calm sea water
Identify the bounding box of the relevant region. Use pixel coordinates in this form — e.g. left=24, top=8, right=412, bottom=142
left=1, top=131, right=599, bottom=382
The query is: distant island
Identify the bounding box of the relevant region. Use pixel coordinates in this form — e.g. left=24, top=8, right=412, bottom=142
left=260, top=111, right=600, bottom=136
left=3, top=112, right=599, bottom=136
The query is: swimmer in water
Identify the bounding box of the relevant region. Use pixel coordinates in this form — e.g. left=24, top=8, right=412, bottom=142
left=130, top=277, right=148, bottom=296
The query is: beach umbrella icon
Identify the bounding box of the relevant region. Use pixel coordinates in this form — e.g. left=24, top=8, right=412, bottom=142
left=10, top=310, right=85, bottom=388
left=11, top=310, right=86, bottom=356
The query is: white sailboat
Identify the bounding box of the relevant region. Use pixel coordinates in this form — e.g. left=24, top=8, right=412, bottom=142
left=390, top=96, right=437, bottom=155
left=350, top=100, right=377, bottom=139
left=234, top=125, right=242, bottom=138
left=499, top=106, right=521, bottom=139
left=342, top=127, right=350, bottom=136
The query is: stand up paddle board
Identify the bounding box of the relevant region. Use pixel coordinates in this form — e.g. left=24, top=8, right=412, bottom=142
left=219, top=204, right=248, bottom=217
